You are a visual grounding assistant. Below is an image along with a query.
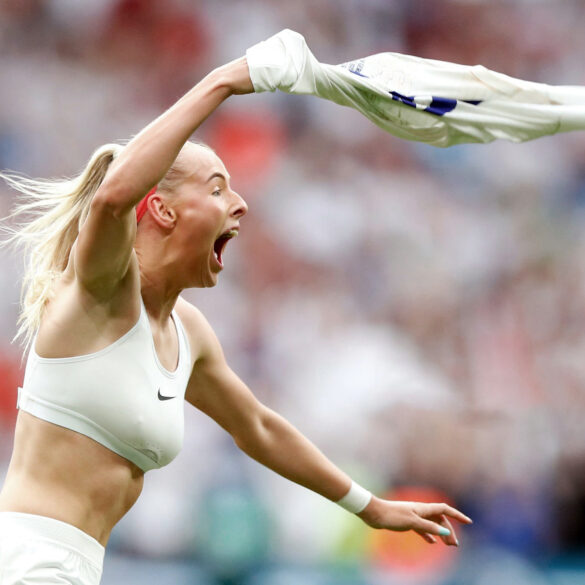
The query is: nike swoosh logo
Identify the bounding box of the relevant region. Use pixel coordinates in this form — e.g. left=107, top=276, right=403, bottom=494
left=157, top=389, right=176, bottom=401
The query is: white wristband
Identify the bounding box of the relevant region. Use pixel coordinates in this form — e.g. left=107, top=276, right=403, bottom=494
left=336, top=481, right=372, bottom=514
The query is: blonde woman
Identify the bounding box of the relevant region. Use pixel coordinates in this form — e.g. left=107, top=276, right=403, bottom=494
left=0, top=54, right=471, bottom=585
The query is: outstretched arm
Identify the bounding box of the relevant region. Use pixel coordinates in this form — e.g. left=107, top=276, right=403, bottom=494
left=103, top=57, right=253, bottom=206
left=183, top=304, right=471, bottom=546
left=74, top=57, right=253, bottom=295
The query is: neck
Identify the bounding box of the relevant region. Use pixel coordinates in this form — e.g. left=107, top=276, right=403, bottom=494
left=135, top=228, right=183, bottom=325
left=139, top=273, right=181, bottom=326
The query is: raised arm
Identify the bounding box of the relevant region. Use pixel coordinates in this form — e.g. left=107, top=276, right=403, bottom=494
left=74, top=58, right=253, bottom=296
left=183, top=304, right=472, bottom=546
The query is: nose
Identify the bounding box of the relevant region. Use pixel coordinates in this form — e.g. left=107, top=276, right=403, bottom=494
left=231, top=190, right=248, bottom=219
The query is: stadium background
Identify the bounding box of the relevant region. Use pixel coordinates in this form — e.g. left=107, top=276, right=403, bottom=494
left=1, top=1, right=585, bottom=583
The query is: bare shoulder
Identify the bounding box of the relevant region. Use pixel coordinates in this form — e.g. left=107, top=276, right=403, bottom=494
left=174, top=295, right=211, bottom=333
left=174, top=296, right=223, bottom=363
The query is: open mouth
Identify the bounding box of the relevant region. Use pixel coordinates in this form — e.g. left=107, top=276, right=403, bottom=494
left=213, top=229, right=238, bottom=267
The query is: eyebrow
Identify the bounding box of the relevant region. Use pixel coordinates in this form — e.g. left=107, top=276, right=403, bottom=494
left=206, top=171, right=230, bottom=183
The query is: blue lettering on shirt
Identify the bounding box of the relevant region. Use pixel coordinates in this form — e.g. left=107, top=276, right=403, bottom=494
left=344, top=67, right=484, bottom=116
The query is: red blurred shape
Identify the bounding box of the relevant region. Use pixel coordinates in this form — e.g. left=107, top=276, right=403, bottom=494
left=0, top=350, right=23, bottom=426
left=368, top=486, right=460, bottom=578
left=207, top=110, right=286, bottom=194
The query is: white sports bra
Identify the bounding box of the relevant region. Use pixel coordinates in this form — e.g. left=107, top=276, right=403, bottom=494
left=17, top=300, right=192, bottom=472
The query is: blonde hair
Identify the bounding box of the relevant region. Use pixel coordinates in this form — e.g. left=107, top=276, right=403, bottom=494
left=1, top=139, right=214, bottom=351
left=158, top=140, right=215, bottom=193
left=1, top=143, right=123, bottom=350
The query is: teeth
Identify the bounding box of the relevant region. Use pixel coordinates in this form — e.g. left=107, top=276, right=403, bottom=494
left=227, top=229, right=238, bottom=238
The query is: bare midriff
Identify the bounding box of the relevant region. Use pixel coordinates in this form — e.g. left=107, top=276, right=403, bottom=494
left=0, top=411, right=144, bottom=547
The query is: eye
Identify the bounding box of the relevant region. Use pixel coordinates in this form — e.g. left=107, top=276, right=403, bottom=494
left=212, top=187, right=222, bottom=196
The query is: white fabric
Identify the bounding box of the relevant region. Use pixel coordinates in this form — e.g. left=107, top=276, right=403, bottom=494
left=0, top=512, right=104, bottom=585
left=246, top=29, right=585, bottom=147
left=18, top=300, right=192, bottom=472
left=336, top=481, right=372, bottom=514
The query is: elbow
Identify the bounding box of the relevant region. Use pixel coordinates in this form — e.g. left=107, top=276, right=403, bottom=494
left=90, top=188, right=123, bottom=220
left=232, top=433, right=249, bottom=454
left=91, top=176, right=133, bottom=219
left=231, top=409, right=271, bottom=457
left=231, top=422, right=262, bottom=456
left=92, top=153, right=149, bottom=217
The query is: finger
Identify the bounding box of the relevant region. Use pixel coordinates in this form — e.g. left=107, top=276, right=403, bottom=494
left=439, top=515, right=458, bottom=547
left=415, top=530, right=437, bottom=544
left=425, top=503, right=473, bottom=525
left=416, top=517, right=453, bottom=540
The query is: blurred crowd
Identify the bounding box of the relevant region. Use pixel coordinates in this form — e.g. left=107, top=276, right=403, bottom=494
left=1, top=1, right=585, bottom=584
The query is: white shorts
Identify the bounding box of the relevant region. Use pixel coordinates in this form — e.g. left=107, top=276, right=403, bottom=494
left=0, top=512, right=105, bottom=585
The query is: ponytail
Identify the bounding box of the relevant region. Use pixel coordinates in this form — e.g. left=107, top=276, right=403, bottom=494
left=1, top=143, right=123, bottom=350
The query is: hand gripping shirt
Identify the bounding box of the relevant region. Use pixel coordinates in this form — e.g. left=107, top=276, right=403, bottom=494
left=17, top=301, right=192, bottom=472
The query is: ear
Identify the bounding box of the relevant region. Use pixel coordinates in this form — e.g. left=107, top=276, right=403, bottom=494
left=147, top=195, right=177, bottom=229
